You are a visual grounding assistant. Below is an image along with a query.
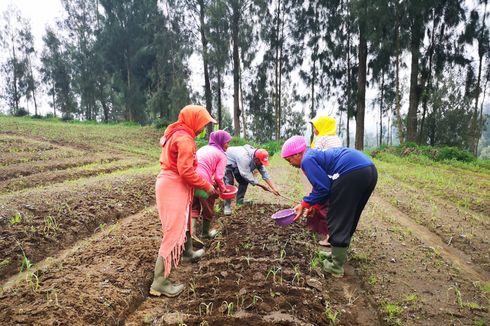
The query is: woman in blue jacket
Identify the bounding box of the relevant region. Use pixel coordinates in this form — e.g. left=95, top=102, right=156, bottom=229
left=281, top=135, right=377, bottom=277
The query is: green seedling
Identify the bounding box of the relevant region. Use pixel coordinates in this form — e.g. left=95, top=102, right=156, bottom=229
left=222, top=301, right=235, bottom=316
left=404, top=294, right=418, bottom=305
left=269, top=288, right=279, bottom=298
left=251, top=294, right=262, bottom=306
left=310, top=250, right=327, bottom=269
left=199, top=302, right=213, bottom=316
left=351, top=251, right=369, bottom=263
left=474, top=319, right=485, bottom=326
left=292, top=265, right=302, bottom=285
left=10, top=212, right=22, bottom=225
left=213, top=205, right=222, bottom=214
left=20, top=253, right=32, bottom=273
left=189, top=279, right=197, bottom=298
left=245, top=254, right=251, bottom=266
left=266, top=266, right=282, bottom=284
left=367, top=275, right=377, bottom=286
left=479, top=282, right=490, bottom=294
left=43, top=215, right=60, bottom=236
left=236, top=294, right=246, bottom=308
left=242, top=241, right=253, bottom=250
left=279, top=249, right=286, bottom=263
left=324, top=303, right=340, bottom=325
left=383, top=302, right=403, bottom=325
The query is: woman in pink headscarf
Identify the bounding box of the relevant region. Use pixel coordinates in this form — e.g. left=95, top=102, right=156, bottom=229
left=192, top=130, right=233, bottom=239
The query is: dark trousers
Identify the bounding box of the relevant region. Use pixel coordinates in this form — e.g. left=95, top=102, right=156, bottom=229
left=224, top=165, right=249, bottom=204
left=327, top=165, right=378, bottom=247
left=191, top=196, right=217, bottom=220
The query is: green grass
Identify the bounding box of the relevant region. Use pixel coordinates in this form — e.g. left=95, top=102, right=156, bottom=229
left=0, top=116, right=161, bottom=159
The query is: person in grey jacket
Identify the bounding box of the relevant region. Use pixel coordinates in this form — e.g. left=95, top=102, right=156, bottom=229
left=224, top=144, right=280, bottom=215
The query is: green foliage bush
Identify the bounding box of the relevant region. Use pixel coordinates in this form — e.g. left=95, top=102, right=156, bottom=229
left=14, top=108, right=29, bottom=117
left=196, top=136, right=283, bottom=157
left=370, top=143, right=476, bottom=163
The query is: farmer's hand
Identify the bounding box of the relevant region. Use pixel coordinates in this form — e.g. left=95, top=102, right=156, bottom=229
left=293, top=203, right=305, bottom=222
left=206, top=184, right=218, bottom=196
left=305, top=207, right=316, bottom=217
left=270, top=188, right=280, bottom=196
left=257, top=183, right=270, bottom=191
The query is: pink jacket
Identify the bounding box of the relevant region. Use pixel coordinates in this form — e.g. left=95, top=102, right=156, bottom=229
left=196, top=145, right=227, bottom=192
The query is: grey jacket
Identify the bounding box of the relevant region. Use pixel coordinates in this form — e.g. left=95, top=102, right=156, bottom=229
left=226, top=145, right=270, bottom=185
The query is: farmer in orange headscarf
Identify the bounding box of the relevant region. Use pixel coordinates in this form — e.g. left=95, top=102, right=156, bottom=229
left=150, top=105, right=217, bottom=298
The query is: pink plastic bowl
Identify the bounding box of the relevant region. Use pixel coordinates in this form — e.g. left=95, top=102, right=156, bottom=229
left=271, top=208, right=296, bottom=226
left=219, top=185, right=238, bottom=200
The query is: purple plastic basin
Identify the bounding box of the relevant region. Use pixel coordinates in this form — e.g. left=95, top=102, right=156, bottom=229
left=271, top=208, right=295, bottom=226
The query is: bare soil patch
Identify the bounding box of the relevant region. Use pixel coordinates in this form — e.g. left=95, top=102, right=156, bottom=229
left=0, top=171, right=156, bottom=282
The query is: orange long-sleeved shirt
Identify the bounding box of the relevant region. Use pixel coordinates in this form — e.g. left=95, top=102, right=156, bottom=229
left=159, top=130, right=213, bottom=192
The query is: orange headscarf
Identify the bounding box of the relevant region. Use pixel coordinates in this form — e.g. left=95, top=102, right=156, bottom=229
left=163, top=105, right=216, bottom=141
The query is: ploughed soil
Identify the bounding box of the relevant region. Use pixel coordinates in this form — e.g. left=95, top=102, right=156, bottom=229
left=0, top=120, right=488, bottom=326
left=0, top=203, right=380, bottom=326
left=0, top=172, right=156, bottom=283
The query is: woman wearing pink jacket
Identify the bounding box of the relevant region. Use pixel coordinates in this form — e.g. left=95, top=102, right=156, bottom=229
left=192, top=130, right=232, bottom=238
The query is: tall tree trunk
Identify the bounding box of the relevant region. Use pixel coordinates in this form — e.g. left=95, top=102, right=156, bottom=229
left=52, top=84, right=56, bottom=117
left=379, top=71, right=385, bottom=146
left=355, top=27, right=367, bottom=150
left=474, top=2, right=488, bottom=155
left=239, top=62, right=246, bottom=137
left=217, top=69, right=223, bottom=129
left=231, top=1, right=241, bottom=136
left=418, top=16, right=436, bottom=144
left=407, top=21, right=421, bottom=143
left=198, top=0, right=213, bottom=136
left=28, top=57, right=38, bottom=116
left=274, top=0, right=281, bottom=140
left=12, top=40, right=19, bottom=113
left=395, top=23, right=404, bottom=144
left=346, top=31, right=351, bottom=147
left=471, top=51, right=483, bottom=155
left=278, top=8, right=284, bottom=140
left=428, top=78, right=438, bottom=146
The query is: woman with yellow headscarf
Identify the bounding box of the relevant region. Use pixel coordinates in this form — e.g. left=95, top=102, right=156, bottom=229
left=310, top=115, right=342, bottom=149
left=308, top=115, right=342, bottom=246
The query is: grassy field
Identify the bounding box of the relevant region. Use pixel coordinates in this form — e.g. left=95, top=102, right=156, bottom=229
left=0, top=116, right=488, bottom=325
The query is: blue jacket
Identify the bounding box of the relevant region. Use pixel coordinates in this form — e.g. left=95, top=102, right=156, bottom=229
left=301, top=147, right=374, bottom=206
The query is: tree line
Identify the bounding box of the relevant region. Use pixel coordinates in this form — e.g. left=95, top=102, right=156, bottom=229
left=0, top=0, right=489, bottom=154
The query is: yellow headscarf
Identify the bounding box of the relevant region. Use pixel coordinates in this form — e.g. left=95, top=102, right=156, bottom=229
left=311, top=115, right=337, bottom=148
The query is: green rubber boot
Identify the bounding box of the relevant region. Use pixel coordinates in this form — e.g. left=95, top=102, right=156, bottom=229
left=149, top=256, right=184, bottom=297
left=322, top=247, right=348, bottom=278
left=317, top=250, right=332, bottom=262
left=182, top=231, right=204, bottom=263
left=202, top=219, right=218, bottom=239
